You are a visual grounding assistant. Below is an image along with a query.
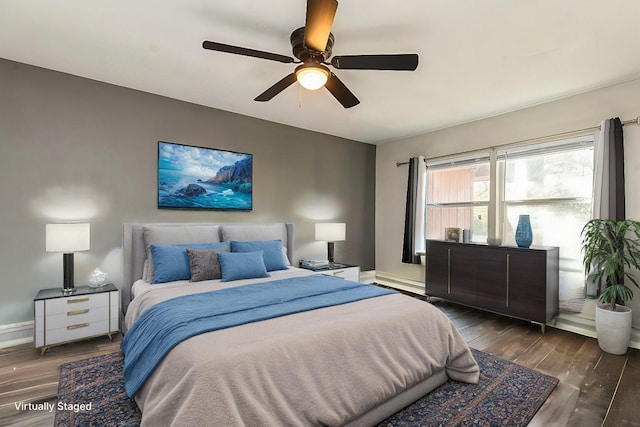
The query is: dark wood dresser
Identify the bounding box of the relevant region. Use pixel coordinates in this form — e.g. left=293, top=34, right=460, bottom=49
left=425, top=240, right=559, bottom=330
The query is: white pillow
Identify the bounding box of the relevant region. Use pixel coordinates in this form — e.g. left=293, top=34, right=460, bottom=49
left=220, top=224, right=286, bottom=242
left=142, top=259, right=150, bottom=282
left=282, top=246, right=291, bottom=266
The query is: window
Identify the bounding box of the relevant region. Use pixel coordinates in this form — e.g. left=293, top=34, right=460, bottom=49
left=425, top=134, right=594, bottom=291
left=499, top=136, right=594, bottom=289
left=426, top=154, right=490, bottom=243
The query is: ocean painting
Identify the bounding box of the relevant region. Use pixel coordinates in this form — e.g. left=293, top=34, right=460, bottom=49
left=158, top=141, right=252, bottom=210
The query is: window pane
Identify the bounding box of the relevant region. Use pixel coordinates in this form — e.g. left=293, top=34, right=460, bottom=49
left=428, top=162, right=490, bottom=204
left=504, top=149, right=593, bottom=201
left=427, top=206, right=488, bottom=242
left=503, top=202, right=591, bottom=262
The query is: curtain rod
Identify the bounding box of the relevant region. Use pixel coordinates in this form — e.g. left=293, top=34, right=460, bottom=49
left=395, top=116, right=639, bottom=167
left=396, top=158, right=425, bottom=167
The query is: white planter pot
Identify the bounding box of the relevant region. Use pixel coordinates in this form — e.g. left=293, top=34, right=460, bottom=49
left=595, top=304, right=632, bottom=355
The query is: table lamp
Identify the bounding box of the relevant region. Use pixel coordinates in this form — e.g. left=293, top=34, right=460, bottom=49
left=315, top=223, right=346, bottom=264
left=46, top=223, right=90, bottom=293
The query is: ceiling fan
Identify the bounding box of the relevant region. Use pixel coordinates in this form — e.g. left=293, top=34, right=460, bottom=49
left=202, top=0, right=419, bottom=108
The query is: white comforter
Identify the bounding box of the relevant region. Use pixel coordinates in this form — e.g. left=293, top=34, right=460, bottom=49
left=125, top=269, right=479, bottom=426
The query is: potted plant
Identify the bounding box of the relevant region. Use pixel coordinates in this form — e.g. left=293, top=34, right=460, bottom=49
left=581, top=219, right=640, bottom=354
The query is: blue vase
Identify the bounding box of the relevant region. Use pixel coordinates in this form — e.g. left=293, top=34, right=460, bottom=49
left=515, top=214, right=533, bottom=248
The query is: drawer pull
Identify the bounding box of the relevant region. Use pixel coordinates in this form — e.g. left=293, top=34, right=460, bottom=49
left=67, top=309, right=90, bottom=316
left=332, top=270, right=345, bottom=275
left=67, top=297, right=90, bottom=304
left=506, top=254, right=510, bottom=308
left=67, top=323, right=90, bottom=330
left=447, top=249, right=451, bottom=294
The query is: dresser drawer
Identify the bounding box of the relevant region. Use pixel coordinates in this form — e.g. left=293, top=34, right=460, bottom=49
left=45, top=293, right=109, bottom=315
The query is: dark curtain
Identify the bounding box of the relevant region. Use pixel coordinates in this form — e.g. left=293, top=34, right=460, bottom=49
left=402, top=157, right=421, bottom=264
left=609, top=117, right=625, bottom=221
left=586, top=117, right=625, bottom=297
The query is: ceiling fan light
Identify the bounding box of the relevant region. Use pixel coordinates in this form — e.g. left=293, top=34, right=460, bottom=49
left=295, top=64, right=330, bottom=90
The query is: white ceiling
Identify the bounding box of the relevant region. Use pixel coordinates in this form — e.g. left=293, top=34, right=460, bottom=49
left=2, top=1, right=640, bottom=144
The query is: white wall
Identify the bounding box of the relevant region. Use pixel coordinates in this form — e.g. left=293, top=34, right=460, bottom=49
left=376, top=77, right=640, bottom=325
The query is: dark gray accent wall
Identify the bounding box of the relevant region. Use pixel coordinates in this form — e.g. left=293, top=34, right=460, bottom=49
left=0, top=58, right=375, bottom=325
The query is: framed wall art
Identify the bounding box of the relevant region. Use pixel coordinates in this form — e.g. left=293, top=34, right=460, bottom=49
left=445, top=227, right=460, bottom=242
left=157, top=141, right=253, bottom=211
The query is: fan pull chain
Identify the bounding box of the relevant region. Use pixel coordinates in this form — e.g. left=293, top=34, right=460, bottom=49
left=298, top=84, right=302, bottom=108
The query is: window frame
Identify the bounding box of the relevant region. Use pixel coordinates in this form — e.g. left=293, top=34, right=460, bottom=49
left=496, top=136, right=594, bottom=276
left=424, top=134, right=595, bottom=267
left=425, top=153, right=491, bottom=243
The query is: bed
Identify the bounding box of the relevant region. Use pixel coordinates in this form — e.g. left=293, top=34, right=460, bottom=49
left=121, top=222, right=479, bottom=426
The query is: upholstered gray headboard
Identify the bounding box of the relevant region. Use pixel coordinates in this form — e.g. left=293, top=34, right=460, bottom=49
left=121, top=222, right=295, bottom=322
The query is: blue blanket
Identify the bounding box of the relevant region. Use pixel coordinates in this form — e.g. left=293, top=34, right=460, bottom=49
left=121, top=275, right=395, bottom=397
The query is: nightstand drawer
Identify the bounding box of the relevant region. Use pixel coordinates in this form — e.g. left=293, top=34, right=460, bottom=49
left=46, top=304, right=108, bottom=329
left=322, top=266, right=360, bottom=282
left=45, top=293, right=109, bottom=315
left=45, top=319, right=110, bottom=345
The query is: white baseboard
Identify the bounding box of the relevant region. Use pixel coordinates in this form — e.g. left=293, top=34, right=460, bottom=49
left=7, top=274, right=636, bottom=351
left=553, top=310, right=640, bottom=350
left=373, top=271, right=640, bottom=350
left=359, top=270, right=376, bottom=284
left=0, top=321, right=33, bottom=349
left=373, top=271, right=425, bottom=295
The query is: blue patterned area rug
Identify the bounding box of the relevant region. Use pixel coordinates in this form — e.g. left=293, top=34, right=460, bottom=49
left=55, top=349, right=557, bottom=427
left=378, top=348, right=558, bottom=426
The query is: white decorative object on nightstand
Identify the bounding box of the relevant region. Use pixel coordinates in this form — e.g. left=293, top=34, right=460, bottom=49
left=34, top=283, right=119, bottom=355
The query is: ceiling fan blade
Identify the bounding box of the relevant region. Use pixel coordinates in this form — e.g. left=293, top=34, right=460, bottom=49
left=331, top=54, right=419, bottom=71
left=304, top=0, right=338, bottom=52
left=325, top=73, right=360, bottom=108
left=254, top=73, right=298, bottom=102
left=203, top=41, right=294, bottom=64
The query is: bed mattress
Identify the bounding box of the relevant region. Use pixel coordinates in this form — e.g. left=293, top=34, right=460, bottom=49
left=124, top=269, right=479, bottom=426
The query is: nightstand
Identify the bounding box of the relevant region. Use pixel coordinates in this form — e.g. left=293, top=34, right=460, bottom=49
left=34, top=283, right=119, bottom=355
left=300, top=263, right=361, bottom=282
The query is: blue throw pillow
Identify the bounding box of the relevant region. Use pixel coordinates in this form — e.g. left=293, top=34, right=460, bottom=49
left=150, top=242, right=230, bottom=284
left=217, top=251, right=270, bottom=282
left=230, top=240, right=288, bottom=272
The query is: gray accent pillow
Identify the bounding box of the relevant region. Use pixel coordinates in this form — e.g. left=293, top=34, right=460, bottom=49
left=187, top=247, right=229, bottom=282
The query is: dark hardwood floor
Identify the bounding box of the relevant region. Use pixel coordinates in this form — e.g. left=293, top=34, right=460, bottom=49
left=1, top=299, right=638, bottom=426
left=0, top=335, right=121, bottom=426
left=429, top=298, right=640, bottom=427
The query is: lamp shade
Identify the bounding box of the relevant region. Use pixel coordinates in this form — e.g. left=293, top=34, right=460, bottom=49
left=296, top=64, right=330, bottom=90
left=46, top=223, right=91, bottom=253
left=315, top=223, right=346, bottom=242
